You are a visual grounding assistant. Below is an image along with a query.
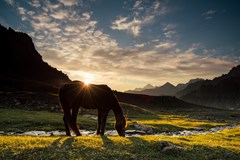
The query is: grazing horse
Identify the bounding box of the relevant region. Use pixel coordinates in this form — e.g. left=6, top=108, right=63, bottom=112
left=59, top=81, right=126, bottom=137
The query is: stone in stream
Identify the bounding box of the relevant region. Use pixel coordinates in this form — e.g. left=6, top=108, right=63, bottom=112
left=125, top=130, right=146, bottom=136
left=133, top=122, right=154, bottom=134
left=193, top=127, right=204, bottom=131
left=47, top=130, right=66, bottom=136
left=19, top=131, right=47, bottom=136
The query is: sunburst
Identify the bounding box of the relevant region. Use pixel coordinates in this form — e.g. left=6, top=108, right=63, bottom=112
left=83, top=73, right=94, bottom=85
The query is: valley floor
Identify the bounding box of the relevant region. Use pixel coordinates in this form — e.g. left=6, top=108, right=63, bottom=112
left=0, top=126, right=240, bottom=160
left=0, top=104, right=239, bottom=160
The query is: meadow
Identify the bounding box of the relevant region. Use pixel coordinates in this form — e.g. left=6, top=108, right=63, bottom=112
left=0, top=103, right=239, bottom=160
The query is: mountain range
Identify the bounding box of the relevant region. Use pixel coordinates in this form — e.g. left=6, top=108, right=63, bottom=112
left=179, top=65, right=240, bottom=109
left=126, top=82, right=178, bottom=96
left=0, top=24, right=70, bottom=93
left=130, top=84, right=155, bottom=91
left=126, top=66, right=240, bottom=109
left=126, top=78, right=204, bottom=96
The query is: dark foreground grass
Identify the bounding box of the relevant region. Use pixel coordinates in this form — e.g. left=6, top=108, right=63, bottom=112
left=0, top=126, right=239, bottom=160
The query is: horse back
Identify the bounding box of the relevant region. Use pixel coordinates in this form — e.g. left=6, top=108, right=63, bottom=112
left=59, top=81, right=118, bottom=110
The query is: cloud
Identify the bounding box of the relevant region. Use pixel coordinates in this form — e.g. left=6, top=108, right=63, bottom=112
left=11, top=1, right=237, bottom=91
left=17, top=7, right=26, bottom=15
left=162, top=23, right=175, bottom=31
left=162, top=23, right=177, bottom=38
left=28, top=0, right=41, bottom=8
left=50, top=9, right=69, bottom=19
left=153, top=1, right=160, bottom=10
left=59, top=0, right=78, bottom=7
left=111, top=17, right=142, bottom=37
left=134, top=43, right=145, bottom=47
left=133, top=0, right=142, bottom=10
left=111, top=0, right=167, bottom=37
left=155, top=41, right=176, bottom=49
left=202, top=9, right=217, bottom=20
left=164, top=31, right=177, bottom=38
left=202, top=10, right=216, bottom=16
left=4, top=0, right=14, bottom=6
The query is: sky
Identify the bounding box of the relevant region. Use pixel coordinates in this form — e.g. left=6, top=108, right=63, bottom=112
left=1, top=0, right=240, bottom=91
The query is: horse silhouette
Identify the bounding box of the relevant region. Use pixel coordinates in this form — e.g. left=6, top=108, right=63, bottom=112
left=59, top=81, right=126, bottom=136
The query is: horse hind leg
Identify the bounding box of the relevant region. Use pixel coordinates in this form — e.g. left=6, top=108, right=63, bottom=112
left=61, top=102, right=71, bottom=136
left=100, top=115, right=108, bottom=135
left=97, top=112, right=102, bottom=135
left=71, top=106, right=81, bottom=136
left=63, top=115, right=71, bottom=136
left=63, top=108, right=79, bottom=136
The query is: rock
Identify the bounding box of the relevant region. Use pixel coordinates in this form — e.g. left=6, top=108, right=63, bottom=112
left=80, top=130, right=96, bottom=136
left=6, top=132, right=15, bottom=135
left=21, top=131, right=47, bottom=136
left=13, top=129, right=24, bottom=133
left=125, top=130, right=146, bottom=136
left=105, top=130, right=118, bottom=136
left=47, top=130, right=66, bottom=136
left=194, top=127, right=204, bottom=131
left=158, top=141, right=182, bottom=153
left=133, top=122, right=154, bottom=134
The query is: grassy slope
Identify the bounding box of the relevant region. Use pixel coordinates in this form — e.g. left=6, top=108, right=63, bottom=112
left=0, top=104, right=234, bottom=133
left=0, top=103, right=239, bottom=160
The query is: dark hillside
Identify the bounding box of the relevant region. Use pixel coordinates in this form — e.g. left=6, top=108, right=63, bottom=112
left=179, top=65, right=240, bottom=109
left=114, top=91, right=214, bottom=111
left=0, top=24, right=70, bottom=93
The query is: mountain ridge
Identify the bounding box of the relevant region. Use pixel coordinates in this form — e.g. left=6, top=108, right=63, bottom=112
left=179, top=65, right=240, bottom=109
left=126, top=79, right=204, bottom=96
left=126, top=82, right=178, bottom=96
left=0, top=24, right=71, bottom=93
left=129, top=84, right=155, bottom=92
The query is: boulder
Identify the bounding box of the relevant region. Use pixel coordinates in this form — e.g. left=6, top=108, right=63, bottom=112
left=133, top=122, right=154, bottom=134
left=157, top=141, right=183, bottom=153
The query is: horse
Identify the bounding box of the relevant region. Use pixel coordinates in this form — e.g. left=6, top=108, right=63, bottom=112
left=59, top=81, right=126, bottom=137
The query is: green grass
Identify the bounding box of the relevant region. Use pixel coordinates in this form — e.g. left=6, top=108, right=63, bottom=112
left=0, top=102, right=238, bottom=133
left=0, top=104, right=239, bottom=159
left=120, top=103, right=238, bottom=132
left=0, top=108, right=98, bottom=132
left=0, top=127, right=239, bottom=160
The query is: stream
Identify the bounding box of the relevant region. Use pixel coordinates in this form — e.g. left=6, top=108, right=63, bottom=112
left=0, top=124, right=239, bottom=137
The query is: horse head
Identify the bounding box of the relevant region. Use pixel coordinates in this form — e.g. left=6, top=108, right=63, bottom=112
left=115, top=117, right=127, bottom=137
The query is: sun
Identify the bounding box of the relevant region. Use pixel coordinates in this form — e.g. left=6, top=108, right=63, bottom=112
left=83, top=73, right=94, bottom=85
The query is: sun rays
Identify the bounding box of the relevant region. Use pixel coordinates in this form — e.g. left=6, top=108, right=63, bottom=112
left=82, top=73, right=94, bottom=85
